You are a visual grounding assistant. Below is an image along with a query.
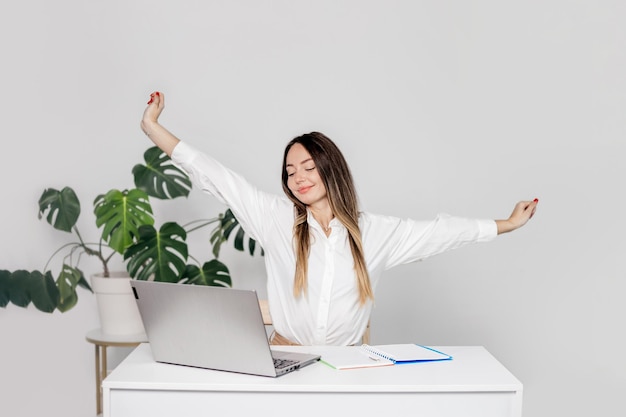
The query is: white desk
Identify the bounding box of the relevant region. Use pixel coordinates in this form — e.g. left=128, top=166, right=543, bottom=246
left=103, top=344, right=522, bottom=417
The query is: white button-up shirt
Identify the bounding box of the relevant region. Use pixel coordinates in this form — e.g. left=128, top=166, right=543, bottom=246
left=172, top=142, right=497, bottom=346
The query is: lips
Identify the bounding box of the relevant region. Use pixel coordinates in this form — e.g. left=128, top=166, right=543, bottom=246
left=298, top=186, right=312, bottom=194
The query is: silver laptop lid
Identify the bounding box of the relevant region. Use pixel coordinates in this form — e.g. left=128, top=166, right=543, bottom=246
left=131, top=280, right=282, bottom=377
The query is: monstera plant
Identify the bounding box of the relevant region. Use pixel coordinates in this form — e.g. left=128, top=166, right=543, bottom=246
left=0, top=146, right=260, bottom=313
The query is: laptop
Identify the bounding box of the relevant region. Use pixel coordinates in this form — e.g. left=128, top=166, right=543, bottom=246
left=130, top=280, right=321, bottom=377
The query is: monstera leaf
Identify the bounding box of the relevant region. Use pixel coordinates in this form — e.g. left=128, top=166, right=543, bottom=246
left=0, top=267, right=91, bottom=313
left=183, top=260, right=232, bottom=287
left=27, top=270, right=60, bottom=313
left=38, top=187, right=81, bottom=233
left=132, top=146, right=192, bottom=199
left=93, top=189, right=154, bottom=254
left=56, top=265, right=85, bottom=313
left=0, top=270, right=10, bottom=308
left=6, top=270, right=31, bottom=308
left=124, top=222, right=188, bottom=282
left=210, top=209, right=262, bottom=258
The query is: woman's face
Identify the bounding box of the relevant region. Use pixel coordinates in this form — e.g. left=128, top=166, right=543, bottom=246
left=285, top=143, right=328, bottom=207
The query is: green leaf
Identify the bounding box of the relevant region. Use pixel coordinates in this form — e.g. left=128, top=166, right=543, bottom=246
left=210, top=209, right=262, bottom=258
left=38, top=187, right=80, bottom=233
left=221, top=211, right=239, bottom=240
left=234, top=227, right=245, bottom=251
left=77, top=275, right=93, bottom=292
left=57, top=292, right=78, bottom=313
left=124, top=223, right=188, bottom=282
left=132, top=146, right=192, bottom=200
left=29, top=271, right=59, bottom=313
left=8, top=270, right=32, bottom=307
left=1, top=269, right=88, bottom=312
left=248, top=238, right=263, bottom=256
left=182, top=260, right=232, bottom=287
left=210, top=227, right=227, bottom=258
left=93, top=188, right=154, bottom=254
left=56, top=265, right=82, bottom=313
left=0, top=270, right=11, bottom=307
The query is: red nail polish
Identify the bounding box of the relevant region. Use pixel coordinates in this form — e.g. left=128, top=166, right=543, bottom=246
left=533, top=198, right=539, bottom=203
left=147, top=99, right=153, bottom=104
left=155, top=92, right=160, bottom=96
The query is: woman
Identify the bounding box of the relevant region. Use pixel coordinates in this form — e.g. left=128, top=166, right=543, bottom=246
left=141, top=91, right=538, bottom=346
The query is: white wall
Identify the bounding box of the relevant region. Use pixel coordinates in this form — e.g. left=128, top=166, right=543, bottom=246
left=1, top=1, right=624, bottom=416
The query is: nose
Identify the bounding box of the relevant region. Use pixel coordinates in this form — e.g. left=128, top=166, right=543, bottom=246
left=293, top=171, right=305, bottom=183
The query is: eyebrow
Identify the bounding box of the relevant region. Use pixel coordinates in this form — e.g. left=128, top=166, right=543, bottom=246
left=286, top=158, right=314, bottom=168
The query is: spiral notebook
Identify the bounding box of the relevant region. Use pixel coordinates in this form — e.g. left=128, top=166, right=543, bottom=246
left=319, top=344, right=452, bottom=370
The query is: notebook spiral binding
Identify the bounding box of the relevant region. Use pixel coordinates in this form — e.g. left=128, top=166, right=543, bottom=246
left=361, top=344, right=396, bottom=363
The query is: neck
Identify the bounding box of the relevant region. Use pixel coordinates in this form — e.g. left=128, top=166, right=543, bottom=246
left=308, top=204, right=334, bottom=232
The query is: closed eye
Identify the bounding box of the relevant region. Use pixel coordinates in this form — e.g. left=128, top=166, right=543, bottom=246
left=286, top=166, right=315, bottom=177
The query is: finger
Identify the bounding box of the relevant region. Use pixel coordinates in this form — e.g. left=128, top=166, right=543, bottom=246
left=523, top=198, right=538, bottom=210
left=155, top=91, right=164, bottom=109
left=516, top=200, right=532, bottom=216
left=146, top=91, right=163, bottom=106
left=528, top=198, right=538, bottom=219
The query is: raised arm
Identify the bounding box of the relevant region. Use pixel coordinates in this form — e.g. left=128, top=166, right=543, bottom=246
left=495, top=199, right=539, bottom=234
left=140, top=91, right=180, bottom=156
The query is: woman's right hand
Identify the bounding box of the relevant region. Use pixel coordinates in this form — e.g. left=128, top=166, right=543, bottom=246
left=139, top=91, right=180, bottom=156
left=141, top=91, right=165, bottom=136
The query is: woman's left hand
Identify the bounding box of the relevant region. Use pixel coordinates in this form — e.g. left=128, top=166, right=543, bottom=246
left=496, top=199, right=539, bottom=234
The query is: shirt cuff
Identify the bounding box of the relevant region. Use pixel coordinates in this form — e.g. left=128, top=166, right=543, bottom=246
left=170, top=141, right=193, bottom=165
left=477, top=219, right=498, bottom=242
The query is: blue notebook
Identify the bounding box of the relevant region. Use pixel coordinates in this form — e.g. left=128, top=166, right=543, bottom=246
left=319, top=344, right=452, bottom=370
left=361, top=344, right=452, bottom=364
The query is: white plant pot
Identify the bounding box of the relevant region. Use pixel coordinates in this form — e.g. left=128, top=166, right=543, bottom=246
left=91, top=272, right=145, bottom=336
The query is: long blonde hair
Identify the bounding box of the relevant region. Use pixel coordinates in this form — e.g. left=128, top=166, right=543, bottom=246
left=281, top=132, right=373, bottom=304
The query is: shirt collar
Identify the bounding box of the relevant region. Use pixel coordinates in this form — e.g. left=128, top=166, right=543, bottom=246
left=306, top=209, right=341, bottom=232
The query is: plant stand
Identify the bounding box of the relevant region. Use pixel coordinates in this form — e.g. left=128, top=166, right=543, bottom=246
left=85, top=328, right=147, bottom=415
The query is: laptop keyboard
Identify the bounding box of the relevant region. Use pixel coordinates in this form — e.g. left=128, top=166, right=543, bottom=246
left=274, top=358, right=298, bottom=370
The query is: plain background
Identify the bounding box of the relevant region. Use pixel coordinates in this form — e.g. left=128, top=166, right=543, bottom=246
left=1, top=1, right=624, bottom=416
